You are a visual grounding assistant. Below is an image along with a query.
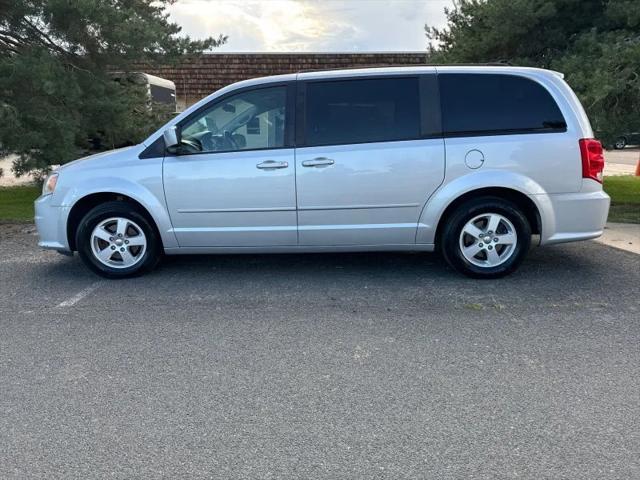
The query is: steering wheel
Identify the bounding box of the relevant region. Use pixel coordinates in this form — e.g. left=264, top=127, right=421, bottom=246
left=178, top=137, right=203, bottom=154
left=199, top=131, right=216, bottom=151
left=223, top=130, right=239, bottom=150
left=185, top=131, right=238, bottom=152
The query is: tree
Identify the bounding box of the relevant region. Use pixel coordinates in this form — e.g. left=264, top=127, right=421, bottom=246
left=0, top=0, right=226, bottom=178
left=426, top=0, right=640, bottom=144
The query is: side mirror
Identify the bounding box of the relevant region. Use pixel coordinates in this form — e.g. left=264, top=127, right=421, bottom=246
left=163, top=126, right=180, bottom=149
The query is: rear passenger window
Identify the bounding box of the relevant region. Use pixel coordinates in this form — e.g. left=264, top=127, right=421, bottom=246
left=439, top=74, right=566, bottom=136
left=304, top=78, right=420, bottom=146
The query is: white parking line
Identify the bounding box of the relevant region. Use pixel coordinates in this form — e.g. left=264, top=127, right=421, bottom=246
left=56, top=281, right=102, bottom=308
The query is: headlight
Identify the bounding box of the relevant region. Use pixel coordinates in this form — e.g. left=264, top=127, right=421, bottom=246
left=42, top=172, right=59, bottom=195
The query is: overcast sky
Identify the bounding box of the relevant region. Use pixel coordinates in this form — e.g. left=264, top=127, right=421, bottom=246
left=167, top=0, right=452, bottom=52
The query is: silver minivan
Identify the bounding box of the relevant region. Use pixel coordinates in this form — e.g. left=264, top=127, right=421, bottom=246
left=35, top=66, right=610, bottom=278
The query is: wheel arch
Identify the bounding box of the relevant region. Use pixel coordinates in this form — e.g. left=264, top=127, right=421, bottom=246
left=433, top=187, right=541, bottom=248
left=417, top=171, right=548, bottom=245
left=66, top=192, right=164, bottom=252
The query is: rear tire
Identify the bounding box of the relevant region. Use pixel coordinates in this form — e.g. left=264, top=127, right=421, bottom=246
left=75, top=201, right=161, bottom=278
left=440, top=197, right=531, bottom=279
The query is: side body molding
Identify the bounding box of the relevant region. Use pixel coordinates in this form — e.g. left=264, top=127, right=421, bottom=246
left=416, top=169, right=553, bottom=245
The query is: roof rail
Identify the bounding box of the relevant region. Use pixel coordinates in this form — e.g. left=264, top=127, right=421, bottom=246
left=296, top=61, right=515, bottom=74
left=442, top=62, right=513, bottom=66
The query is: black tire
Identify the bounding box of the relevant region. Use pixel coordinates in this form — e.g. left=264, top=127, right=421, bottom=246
left=75, top=201, right=161, bottom=278
left=613, top=137, right=627, bottom=149
left=440, top=196, right=531, bottom=279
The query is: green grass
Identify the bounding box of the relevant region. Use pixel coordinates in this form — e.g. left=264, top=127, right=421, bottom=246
left=604, top=176, right=640, bottom=224
left=0, top=176, right=637, bottom=225
left=0, top=185, right=41, bottom=222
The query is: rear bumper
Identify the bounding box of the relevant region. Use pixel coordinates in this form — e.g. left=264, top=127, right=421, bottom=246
left=34, top=194, right=71, bottom=253
left=536, top=186, right=610, bottom=245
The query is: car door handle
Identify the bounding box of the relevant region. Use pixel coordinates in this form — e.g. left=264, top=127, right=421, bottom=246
left=302, top=157, right=334, bottom=167
left=256, top=160, right=289, bottom=170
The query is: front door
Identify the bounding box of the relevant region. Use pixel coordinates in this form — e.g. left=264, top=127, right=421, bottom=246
left=295, top=75, right=445, bottom=246
left=163, top=84, right=297, bottom=247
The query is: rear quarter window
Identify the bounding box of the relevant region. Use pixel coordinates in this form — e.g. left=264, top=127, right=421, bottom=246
left=439, top=73, right=566, bottom=137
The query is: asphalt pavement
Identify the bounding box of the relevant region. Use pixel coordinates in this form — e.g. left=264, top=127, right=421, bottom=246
left=1, top=224, right=639, bottom=479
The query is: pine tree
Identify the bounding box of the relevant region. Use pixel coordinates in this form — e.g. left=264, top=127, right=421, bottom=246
left=0, top=0, right=226, bottom=178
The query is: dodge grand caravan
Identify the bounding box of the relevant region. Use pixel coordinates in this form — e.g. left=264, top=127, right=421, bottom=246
left=35, top=66, right=610, bottom=278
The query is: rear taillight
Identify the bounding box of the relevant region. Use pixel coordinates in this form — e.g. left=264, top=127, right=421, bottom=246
left=579, top=138, right=605, bottom=183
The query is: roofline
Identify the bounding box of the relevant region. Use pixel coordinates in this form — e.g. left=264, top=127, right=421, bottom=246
left=109, top=71, right=176, bottom=89
left=295, top=65, right=564, bottom=82
left=141, top=73, right=176, bottom=89
left=195, top=65, right=559, bottom=86
left=198, top=51, right=429, bottom=55
left=296, top=62, right=514, bottom=74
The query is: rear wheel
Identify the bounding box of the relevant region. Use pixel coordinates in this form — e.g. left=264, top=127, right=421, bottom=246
left=76, top=201, right=161, bottom=278
left=440, top=197, right=531, bottom=278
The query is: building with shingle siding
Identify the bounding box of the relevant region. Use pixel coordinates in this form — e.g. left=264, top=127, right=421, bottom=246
left=142, top=52, right=428, bottom=110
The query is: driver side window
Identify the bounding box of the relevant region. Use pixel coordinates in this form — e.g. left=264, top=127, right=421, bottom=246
left=181, top=86, right=287, bottom=153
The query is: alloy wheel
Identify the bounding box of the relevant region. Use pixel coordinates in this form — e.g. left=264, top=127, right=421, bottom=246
left=458, top=213, right=518, bottom=268
left=90, top=217, right=147, bottom=269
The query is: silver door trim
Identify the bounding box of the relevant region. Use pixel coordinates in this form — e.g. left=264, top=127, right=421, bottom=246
left=299, top=203, right=420, bottom=211
left=177, top=207, right=296, bottom=213
left=173, top=226, right=297, bottom=233
left=298, top=222, right=417, bottom=231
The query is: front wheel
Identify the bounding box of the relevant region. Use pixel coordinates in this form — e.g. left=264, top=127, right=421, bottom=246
left=76, top=201, right=161, bottom=278
left=440, top=197, right=531, bottom=279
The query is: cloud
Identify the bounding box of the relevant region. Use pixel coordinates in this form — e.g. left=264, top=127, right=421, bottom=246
left=167, top=0, right=451, bottom=52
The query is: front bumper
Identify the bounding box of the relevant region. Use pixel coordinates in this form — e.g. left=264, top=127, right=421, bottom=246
left=537, top=184, right=610, bottom=245
left=34, top=194, right=72, bottom=253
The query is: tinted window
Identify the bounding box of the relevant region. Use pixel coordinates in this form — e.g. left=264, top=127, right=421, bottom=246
left=440, top=74, right=566, bottom=136
left=304, top=78, right=420, bottom=146
left=181, top=86, right=286, bottom=153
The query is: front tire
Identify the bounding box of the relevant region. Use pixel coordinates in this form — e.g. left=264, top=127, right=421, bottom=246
left=75, top=201, right=161, bottom=278
left=440, top=197, right=531, bottom=279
